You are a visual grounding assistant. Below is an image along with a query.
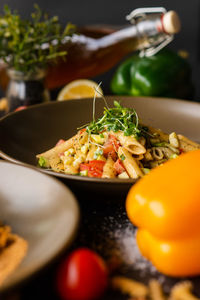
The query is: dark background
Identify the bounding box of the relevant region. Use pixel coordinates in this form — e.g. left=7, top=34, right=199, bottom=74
left=0, top=0, right=199, bottom=98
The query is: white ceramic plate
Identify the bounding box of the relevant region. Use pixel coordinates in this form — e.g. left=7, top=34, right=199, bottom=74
left=0, top=161, right=80, bottom=292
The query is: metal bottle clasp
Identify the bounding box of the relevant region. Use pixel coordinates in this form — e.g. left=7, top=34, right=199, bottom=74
left=126, top=7, right=167, bottom=23
left=126, top=7, right=174, bottom=57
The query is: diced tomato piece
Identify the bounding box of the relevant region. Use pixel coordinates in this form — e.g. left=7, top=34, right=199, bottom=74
left=89, top=160, right=105, bottom=170
left=80, top=160, right=105, bottom=178
left=103, top=135, right=120, bottom=161
left=79, top=128, right=86, bottom=134
left=114, top=159, right=126, bottom=174
left=56, top=139, right=65, bottom=146
left=80, top=163, right=90, bottom=171
left=88, top=169, right=103, bottom=178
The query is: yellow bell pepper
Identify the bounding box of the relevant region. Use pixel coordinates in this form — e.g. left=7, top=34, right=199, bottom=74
left=126, top=149, right=200, bottom=277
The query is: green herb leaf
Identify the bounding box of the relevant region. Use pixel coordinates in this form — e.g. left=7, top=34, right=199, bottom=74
left=0, top=5, right=75, bottom=72
left=120, top=154, right=126, bottom=161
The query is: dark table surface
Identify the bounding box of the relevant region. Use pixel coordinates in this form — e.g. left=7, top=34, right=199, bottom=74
left=2, top=185, right=200, bottom=300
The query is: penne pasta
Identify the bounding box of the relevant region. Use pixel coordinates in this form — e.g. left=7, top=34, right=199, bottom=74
left=118, top=147, right=144, bottom=179
left=144, top=149, right=153, bottom=161
left=151, top=147, right=175, bottom=160
left=113, top=131, right=146, bottom=155
left=147, top=125, right=169, bottom=142
left=116, top=133, right=145, bottom=154
left=73, top=131, right=89, bottom=152
left=102, top=156, right=116, bottom=178
left=37, top=135, right=76, bottom=160
left=178, top=134, right=200, bottom=152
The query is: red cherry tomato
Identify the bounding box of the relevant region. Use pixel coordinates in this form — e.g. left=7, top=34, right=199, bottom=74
left=14, top=105, right=27, bottom=112
left=56, top=248, right=108, bottom=300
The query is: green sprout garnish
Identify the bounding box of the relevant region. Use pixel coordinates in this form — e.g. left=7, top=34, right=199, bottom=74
left=85, top=101, right=148, bottom=138
left=120, top=154, right=126, bottom=161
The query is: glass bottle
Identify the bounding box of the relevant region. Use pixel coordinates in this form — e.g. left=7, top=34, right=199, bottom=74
left=6, top=69, right=50, bottom=112
left=0, top=7, right=181, bottom=92
left=45, top=8, right=181, bottom=89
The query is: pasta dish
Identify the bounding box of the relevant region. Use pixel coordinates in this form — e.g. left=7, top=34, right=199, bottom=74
left=36, top=101, right=200, bottom=179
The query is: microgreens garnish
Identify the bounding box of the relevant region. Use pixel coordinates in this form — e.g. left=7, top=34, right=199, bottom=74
left=86, top=100, right=149, bottom=138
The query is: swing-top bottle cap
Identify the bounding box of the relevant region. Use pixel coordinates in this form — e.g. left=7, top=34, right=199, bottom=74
left=162, top=10, right=181, bottom=34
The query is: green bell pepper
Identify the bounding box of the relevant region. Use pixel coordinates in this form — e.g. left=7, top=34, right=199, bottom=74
left=110, top=48, right=194, bottom=100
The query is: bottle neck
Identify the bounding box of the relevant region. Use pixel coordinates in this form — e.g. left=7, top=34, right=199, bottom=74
left=94, top=16, right=165, bottom=49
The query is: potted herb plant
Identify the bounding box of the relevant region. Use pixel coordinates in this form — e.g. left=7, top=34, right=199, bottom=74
left=0, top=4, right=74, bottom=112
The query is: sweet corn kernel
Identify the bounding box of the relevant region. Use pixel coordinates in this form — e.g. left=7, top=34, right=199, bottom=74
left=91, top=134, right=105, bottom=145
left=64, top=148, right=75, bottom=156
left=73, top=156, right=84, bottom=168
left=63, top=156, right=74, bottom=165
left=81, top=143, right=89, bottom=154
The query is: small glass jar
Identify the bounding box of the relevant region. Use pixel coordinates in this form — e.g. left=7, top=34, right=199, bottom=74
left=6, top=68, right=50, bottom=112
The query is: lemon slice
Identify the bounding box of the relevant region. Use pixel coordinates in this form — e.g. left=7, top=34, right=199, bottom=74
left=57, top=79, right=103, bottom=101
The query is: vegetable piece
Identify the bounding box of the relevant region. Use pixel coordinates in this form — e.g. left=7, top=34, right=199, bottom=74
left=114, top=159, right=126, bottom=174
left=110, top=48, right=194, bottom=100
left=80, top=160, right=105, bottom=178
left=80, top=170, right=88, bottom=176
left=103, top=135, right=120, bottom=161
left=38, top=156, right=49, bottom=168
left=14, top=105, right=27, bottom=112
left=56, top=248, right=108, bottom=300
left=56, top=139, right=65, bottom=146
left=126, top=149, right=200, bottom=277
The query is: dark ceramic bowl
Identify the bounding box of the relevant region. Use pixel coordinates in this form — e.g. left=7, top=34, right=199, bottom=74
left=0, top=96, right=200, bottom=196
